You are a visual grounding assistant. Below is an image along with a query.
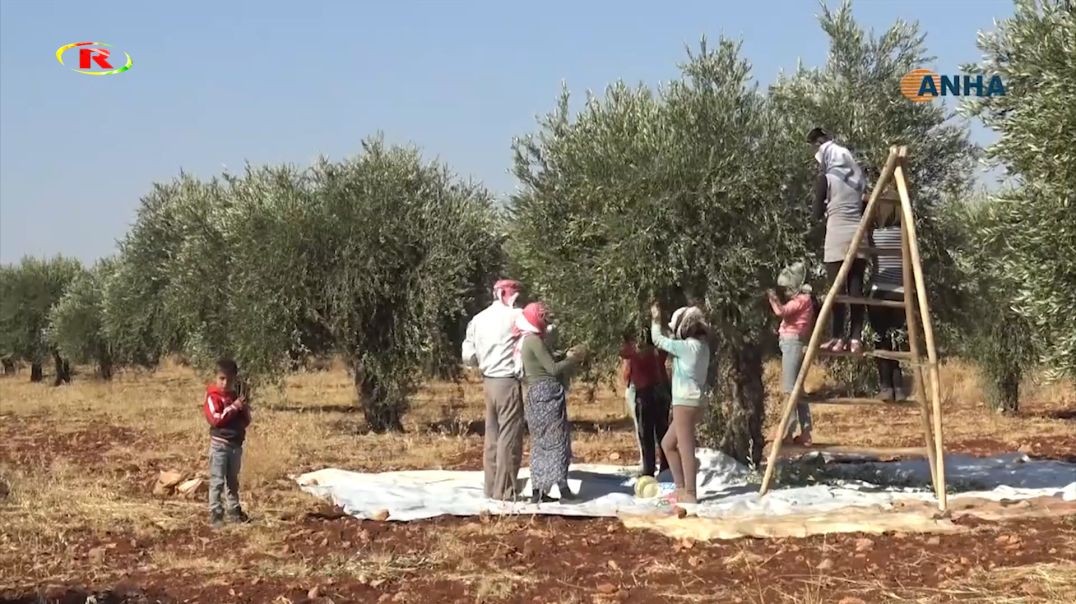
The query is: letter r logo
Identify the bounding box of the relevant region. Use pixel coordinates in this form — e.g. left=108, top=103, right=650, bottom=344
left=79, top=47, right=112, bottom=69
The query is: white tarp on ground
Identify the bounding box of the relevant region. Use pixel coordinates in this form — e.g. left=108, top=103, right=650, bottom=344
left=295, top=449, right=1076, bottom=522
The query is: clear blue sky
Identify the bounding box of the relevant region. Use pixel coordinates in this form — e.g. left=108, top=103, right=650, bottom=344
left=0, top=0, right=1011, bottom=264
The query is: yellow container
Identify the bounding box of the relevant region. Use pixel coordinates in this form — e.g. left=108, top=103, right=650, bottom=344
left=634, top=476, right=659, bottom=498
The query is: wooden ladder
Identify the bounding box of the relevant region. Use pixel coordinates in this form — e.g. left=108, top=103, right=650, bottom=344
left=758, top=145, right=948, bottom=511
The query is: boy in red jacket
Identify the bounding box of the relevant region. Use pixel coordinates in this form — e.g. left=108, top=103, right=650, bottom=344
left=203, top=358, right=251, bottom=527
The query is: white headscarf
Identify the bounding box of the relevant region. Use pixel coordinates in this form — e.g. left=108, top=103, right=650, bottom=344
left=669, top=306, right=708, bottom=339
left=815, top=140, right=866, bottom=194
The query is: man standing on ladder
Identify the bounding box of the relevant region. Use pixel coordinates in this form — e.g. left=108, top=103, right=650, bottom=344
left=809, top=127, right=868, bottom=354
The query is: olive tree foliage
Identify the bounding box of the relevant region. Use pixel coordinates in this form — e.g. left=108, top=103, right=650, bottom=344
left=510, top=39, right=803, bottom=466
left=943, top=198, right=1035, bottom=412
left=274, top=139, right=504, bottom=431
left=47, top=259, right=117, bottom=380
left=104, top=137, right=502, bottom=431
left=0, top=256, right=83, bottom=383
left=768, top=1, right=976, bottom=318
left=961, top=0, right=1076, bottom=379
left=102, top=178, right=202, bottom=366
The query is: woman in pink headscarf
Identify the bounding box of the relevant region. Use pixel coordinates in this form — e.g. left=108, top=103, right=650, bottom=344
left=514, top=302, right=587, bottom=504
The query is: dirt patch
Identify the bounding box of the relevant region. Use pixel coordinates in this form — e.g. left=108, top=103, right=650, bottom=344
left=5, top=515, right=1075, bottom=603
left=950, top=436, right=1076, bottom=462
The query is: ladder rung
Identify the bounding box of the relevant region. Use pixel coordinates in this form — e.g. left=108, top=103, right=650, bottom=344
left=806, top=396, right=916, bottom=407
left=858, top=246, right=902, bottom=257
left=777, top=444, right=927, bottom=458
left=819, top=349, right=914, bottom=361
left=877, top=193, right=901, bottom=204
left=834, top=295, right=905, bottom=308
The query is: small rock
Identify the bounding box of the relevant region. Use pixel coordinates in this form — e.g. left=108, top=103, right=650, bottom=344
left=88, top=545, right=107, bottom=563
left=607, top=560, right=619, bottom=571
left=372, top=509, right=391, bottom=522
left=176, top=478, right=207, bottom=498
left=674, top=506, right=688, bottom=519
left=370, top=579, right=386, bottom=589
left=596, top=583, right=618, bottom=594
left=817, top=558, right=834, bottom=571
left=377, top=596, right=391, bottom=604
left=608, top=452, right=621, bottom=461
left=308, top=586, right=321, bottom=600
left=688, top=556, right=703, bottom=567
left=152, top=469, right=187, bottom=496
left=926, top=536, right=941, bottom=546
left=854, top=538, right=874, bottom=552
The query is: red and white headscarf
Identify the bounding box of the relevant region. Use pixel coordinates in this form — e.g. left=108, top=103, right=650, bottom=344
left=493, top=279, right=522, bottom=308
left=512, top=302, right=548, bottom=377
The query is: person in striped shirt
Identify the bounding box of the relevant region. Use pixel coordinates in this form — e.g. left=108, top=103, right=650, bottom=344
left=867, top=204, right=908, bottom=401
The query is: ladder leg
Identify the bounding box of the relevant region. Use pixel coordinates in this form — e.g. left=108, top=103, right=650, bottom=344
left=894, top=158, right=947, bottom=511
left=900, top=221, right=939, bottom=497
left=760, top=147, right=902, bottom=496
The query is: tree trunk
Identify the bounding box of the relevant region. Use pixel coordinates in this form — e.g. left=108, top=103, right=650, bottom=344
left=30, top=362, right=43, bottom=382
left=97, top=347, right=114, bottom=381
left=53, top=352, right=72, bottom=386
left=353, top=358, right=405, bottom=433
left=986, top=367, right=1020, bottom=414
left=287, top=347, right=303, bottom=371
left=1, top=358, right=14, bottom=375
left=716, top=343, right=766, bottom=467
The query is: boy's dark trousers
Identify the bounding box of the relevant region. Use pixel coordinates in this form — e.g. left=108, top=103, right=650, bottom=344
left=208, top=440, right=243, bottom=518
left=634, top=385, right=671, bottom=476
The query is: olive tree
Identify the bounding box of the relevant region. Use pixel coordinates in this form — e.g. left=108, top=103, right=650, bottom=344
left=102, top=179, right=200, bottom=366
left=510, top=39, right=803, bottom=466
left=47, top=259, right=117, bottom=380
left=106, top=138, right=502, bottom=432
left=0, top=256, right=83, bottom=383
left=300, top=139, right=504, bottom=431
left=961, top=0, right=1076, bottom=379
left=944, top=198, right=1035, bottom=412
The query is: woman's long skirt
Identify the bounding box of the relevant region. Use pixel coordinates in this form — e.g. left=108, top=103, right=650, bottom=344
left=525, top=378, right=572, bottom=493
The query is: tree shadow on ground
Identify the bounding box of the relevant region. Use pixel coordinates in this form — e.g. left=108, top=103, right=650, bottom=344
left=266, top=403, right=360, bottom=414
left=1043, top=408, right=1076, bottom=421
left=422, top=417, right=635, bottom=437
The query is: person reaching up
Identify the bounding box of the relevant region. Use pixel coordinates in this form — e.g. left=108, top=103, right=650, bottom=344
left=650, top=303, right=710, bottom=505
left=768, top=262, right=816, bottom=446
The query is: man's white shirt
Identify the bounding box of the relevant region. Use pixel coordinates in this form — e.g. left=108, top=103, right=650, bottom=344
left=462, top=302, right=522, bottom=379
